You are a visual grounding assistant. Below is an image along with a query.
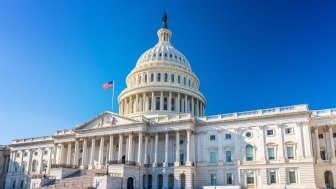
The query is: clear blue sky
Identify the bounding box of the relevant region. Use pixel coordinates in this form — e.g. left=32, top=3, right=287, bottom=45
left=1, top=1, right=336, bottom=144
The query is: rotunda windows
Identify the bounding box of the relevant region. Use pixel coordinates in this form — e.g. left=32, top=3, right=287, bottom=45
left=171, top=74, right=174, bottom=83
left=164, top=73, right=168, bottom=82
left=244, top=131, right=253, bottom=138
left=157, top=73, right=161, bottom=82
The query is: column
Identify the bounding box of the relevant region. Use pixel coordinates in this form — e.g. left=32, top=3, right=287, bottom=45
left=73, top=140, right=79, bottom=167
left=135, top=94, right=139, bottom=113
left=164, top=132, right=169, bottom=167
left=296, top=123, right=304, bottom=159
left=184, top=95, right=188, bottom=113
left=39, top=148, right=44, bottom=174
left=127, top=133, right=133, bottom=162
left=126, top=99, right=129, bottom=114
left=174, top=131, right=180, bottom=166
left=259, top=126, right=266, bottom=162
left=276, top=124, right=284, bottom=161
left=59, top=144, right=64, bottom=164
left=138, top=132, right=143, bottom=166
left=109, top=135, right=114, bottom=161
left=191, top=97, right=194, bottom=115
left=177, top=93, right=180, bottom=112
left=218, top=131, right=223, bottom=164
left=89, top=138, right=95, bottom=169
left=314, top=127, right=322, bottom=161
left=9, top=151, right=16, bottom=173
left=81, top=138, right=88, bottom=169
left=27, top=149, right=33, bottom=174
left=118, top=134, right=123, bottom=162
left=66, top=143, right=72, bottom=165
left=160, top=92, right=163, bottom=111
left=153, top=133, right=158, bottom=167
left=52, top=145, right=57, bottom=164
left=186, top=130, right=192, bottom=166
left=144, top=135, right=148, bottom=165
left=151, top=92, right=155, bottom=111
left=143, top=92, right=146, bottom=112
left=98, top=136, right=105, bottom=168
left=195, top=100, right=199, bottom=116
left=168, top=92, right=172, bottom=111
left=328, top=125, right=336, bottom=161
left=47, top=147, right=52, bottom=173
left=4, top=154, right=9, bottom=174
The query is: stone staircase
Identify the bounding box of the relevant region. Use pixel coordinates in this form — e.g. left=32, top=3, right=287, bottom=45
left=40, top=169, right=105, bottom=189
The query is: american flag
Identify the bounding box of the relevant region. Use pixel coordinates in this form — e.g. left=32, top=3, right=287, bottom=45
left=102, top=80, right=113, bottom=90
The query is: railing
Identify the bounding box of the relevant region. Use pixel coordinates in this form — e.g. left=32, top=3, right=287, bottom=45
left=31, top=174, right=56, bottom=179
left=108, top=160, right=138, bottom=166
left=51, top=164, right=78, bottom=169
left=95, top=172, right=121, bottom=177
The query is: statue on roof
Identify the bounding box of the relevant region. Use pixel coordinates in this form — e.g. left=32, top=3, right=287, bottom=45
left=162, top=12, right=168, bottom=29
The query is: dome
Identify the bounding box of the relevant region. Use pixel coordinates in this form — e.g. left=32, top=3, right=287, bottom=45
left=118, top=14, right=206, bottom=117
left=135, top=28, right=192, bottom=71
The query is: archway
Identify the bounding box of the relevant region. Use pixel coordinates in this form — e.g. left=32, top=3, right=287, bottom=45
left=325, top=171, right=334, bottom=189
left=168, top=174, right=174, bottom=189
left=127, top=177, right=134, bottom=189
left=148, top=174, right=152, bottom=189
left=158, top=174, right=163, bottom=189
left=180, top=173, right=186, bottom=189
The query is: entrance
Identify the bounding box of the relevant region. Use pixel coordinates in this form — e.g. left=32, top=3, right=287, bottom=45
left=127, top=177, right=134, bottom=189
left=325, top=171, right=334, bottom=189
left=180, top=173, right=186, bottom=189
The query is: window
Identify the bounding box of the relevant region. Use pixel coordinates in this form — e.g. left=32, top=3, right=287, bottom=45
left=20, top=180, right=24, bottom=188
left=34, top=151, right=38, bottom=156
left=149, top=97, right=152, bottom=110
left=285, top=128, right=293, bottom=134
left=178, top=75, right=181, bottom=84
left=32, top=160, right=38, bottom=172
left=156, top=97, right=160, bottom=110
left=188, top=79, right=190, bottom=86
left=12, top=180, right=16, bottom=189
left=163, top=98, right=168, bottom=110
left=245, top=132, right=252, bottom=138
left=320, top=148, right=326, bottom=160
left=210, top=135, right=216, bottom=141
left=226, top=150, right=232, bottom=162
left=210, top=174, right=217, bottom=186
left=17, top=153, right=20, bottom=158
left=157, top=73, right=161, bottom=82
left=138, top=76, right=142, bottom=84
left=288, top=170, right=296, bottom=184
left=286, top=146, right=294, bottom=159
left=171, top=98, right=175, bottom=111
left=183, top=77, right=186, bottom=85
left=269, top=171, right=277, bottom=184
left=227, top=173, right=233, bottom=184
left=24, top=152, right=27, bottom=157
left=333, top=133, right=336, bottom=138
left=246, top=144, right=254, bottom=161
left=318, top=134, right=323, bottom=139
left=267, top=129, right=274, bottom=136
left=268, top=147, right=275, bottom=160
left=144, top=74, right=147, bottom=82
left=225, top=133, right=231, bottom=139
left=171, top=74, right=174, bottom=83
left=247, top=172, right=254, bottom=184
left=44, top=150, right=48, bottom=155
left=164, top=73, right=168, bottom=82
left=151, top=73, right=154, bottom=82
left=210, top=152, right=217, bottom=163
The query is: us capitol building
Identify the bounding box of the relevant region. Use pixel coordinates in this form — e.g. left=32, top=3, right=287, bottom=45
left=4, top=15, right=336, bottom=189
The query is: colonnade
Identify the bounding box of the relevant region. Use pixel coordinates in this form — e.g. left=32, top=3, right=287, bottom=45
left=54, top=130, right=194, bottom=170
left=119, top=91, right=205, bottom=116
left=314, top=125, right=336, bottom=162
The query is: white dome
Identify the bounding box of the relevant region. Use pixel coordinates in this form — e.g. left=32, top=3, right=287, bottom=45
left=135, top=28, right=191, bottom=71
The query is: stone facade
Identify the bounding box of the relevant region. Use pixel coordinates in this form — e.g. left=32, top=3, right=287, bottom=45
left=0, top=146, right=10, bottom=189
left=4, top=16, right=336, bottom=189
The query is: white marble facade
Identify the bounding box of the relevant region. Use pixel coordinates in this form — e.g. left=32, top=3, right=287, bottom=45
left=5, top=16, right=336, bottom=189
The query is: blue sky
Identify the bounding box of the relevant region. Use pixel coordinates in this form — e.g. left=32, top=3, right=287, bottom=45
left=0, top=0, right=336, bottom=144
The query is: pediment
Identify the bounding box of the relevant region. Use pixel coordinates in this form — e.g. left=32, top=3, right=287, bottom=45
left=74, top=111, right=140, bottom=130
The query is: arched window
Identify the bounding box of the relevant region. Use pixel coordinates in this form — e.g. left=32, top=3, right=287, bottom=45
left=168, top=174, right=174, bottom=189
left=183, top=77, right=186, bottom=85
left=157, top=73, right=161, bottom=82
left=171, top=98, right=175, bottom=111
left=156, top=97, right=160, bottom=110
left=171, top=74, right=174, bottom=83
left=164, top=73, right=168, bottom=82
left=188, top=79, right=190, bottom=86
left=178, top=75, right=181, bottom=84
left=158, top=174, right=163, bottom=189
left=32, top=160, right=38, bottom=172
left=149, top=97, right=152, bottom=110
left=164, top=98, right=168, bottom=110
left=320, top=147, right=326, bottom=160
left=246, top=144, right=254, bottom=161
left=144, top=74, right=147, bottom=82
left=139, top=76, right=142, bottom=84
left=151, top=73, right=154, bottom=82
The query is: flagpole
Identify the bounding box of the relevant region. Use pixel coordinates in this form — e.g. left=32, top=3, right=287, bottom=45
left=112, top=80, right=115, bottom=112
